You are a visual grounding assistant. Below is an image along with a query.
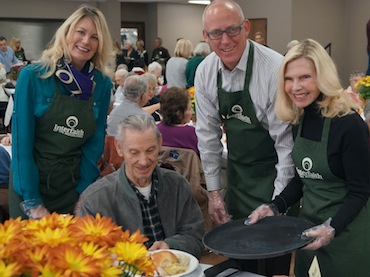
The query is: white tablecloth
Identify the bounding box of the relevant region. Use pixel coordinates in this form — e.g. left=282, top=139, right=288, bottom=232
left=186, top=264, right=265, bottom=277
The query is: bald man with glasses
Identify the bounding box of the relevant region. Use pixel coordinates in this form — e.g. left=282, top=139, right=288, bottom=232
left=195, top=1, right=295, bottom=276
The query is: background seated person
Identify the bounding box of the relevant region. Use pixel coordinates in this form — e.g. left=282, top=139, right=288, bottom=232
left=157, top=87, right=198, bottom=155
left=148, top=61, right=167, bottom=95
left=142, top=73, right=161, bottom=121
left=78, top=114, right=205, bottom=258
left=113, top=68, right=130, bottom=108
left=100, top=75, right=150, bottom=176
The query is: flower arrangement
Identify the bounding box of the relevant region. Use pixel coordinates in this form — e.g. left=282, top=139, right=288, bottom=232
left=355, top=75, right=370, bottom=100
left=187, top=86, right=196, bottom=114
left=0, top=213, right=156, bottom=277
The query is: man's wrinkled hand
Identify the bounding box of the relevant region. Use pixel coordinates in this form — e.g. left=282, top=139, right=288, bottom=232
left=148, top=241, right=170, bottom=251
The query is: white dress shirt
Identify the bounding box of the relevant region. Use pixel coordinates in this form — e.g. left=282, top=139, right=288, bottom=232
left=195, top=40, right=294, bottom=198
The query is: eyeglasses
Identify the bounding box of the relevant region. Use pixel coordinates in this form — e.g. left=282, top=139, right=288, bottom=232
left=205, top=23, right=244, bottom=40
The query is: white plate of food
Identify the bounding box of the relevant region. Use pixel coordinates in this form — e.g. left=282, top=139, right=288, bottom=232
left=150, top=249, right=199, bottom=277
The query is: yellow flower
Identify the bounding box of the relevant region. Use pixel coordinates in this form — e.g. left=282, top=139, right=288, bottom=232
left=52, top=244, right=100, bottom=276
left=121, top=229, right=149, bottom=244
left=110, top=241, right=155, bottom=276
left=80, top=241, right=109, bottom=261
left=32, top=227, right=72, bottom=248
left=0, top=259, right=22, bottom=277
left=98, top=257, right=124, bottom=277
left=355, top=75, right=370, bottom=99
left=69, top=214, right=122, bottom=247
left=0, top=217, right=23, bottom=245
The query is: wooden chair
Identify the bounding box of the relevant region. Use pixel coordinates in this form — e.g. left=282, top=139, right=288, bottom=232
left=158, top=146, right=215, bottom=232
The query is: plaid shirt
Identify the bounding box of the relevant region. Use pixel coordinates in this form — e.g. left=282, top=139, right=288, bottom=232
left=128, top=170, right=165, bottom=248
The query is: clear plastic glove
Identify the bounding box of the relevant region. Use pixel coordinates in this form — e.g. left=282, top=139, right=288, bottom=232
left=245, top=203, right=279, bottom=225
left=302, top=218, right=335, bottom=251
left=207, top=190, right=232, bottom=225
left=28, top=205, right=50, bottom=219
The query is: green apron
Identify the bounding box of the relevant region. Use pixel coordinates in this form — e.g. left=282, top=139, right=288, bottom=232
left=293, top=117, right=370, bottom=277
left=217, top=42, right=278, bottom=219
left=10, top=79, right=96, bottom=218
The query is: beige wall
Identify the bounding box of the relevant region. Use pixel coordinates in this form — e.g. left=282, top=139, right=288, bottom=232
left=157, top=3, right=205, bottom=58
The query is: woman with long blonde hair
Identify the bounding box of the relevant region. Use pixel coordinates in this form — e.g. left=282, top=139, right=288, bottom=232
left=10, top=5, right=114, bottom=220
left=248, top=39, right=370, bottom=277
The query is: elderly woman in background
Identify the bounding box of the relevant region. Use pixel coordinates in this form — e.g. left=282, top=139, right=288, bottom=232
left=186, top=41, right=211, bottom=89
left=157, top=87, right=198, bottom=155
left=142, top=73, right=161, bottom=121
left=148, top=61, right=167, bottom=95
left=248, top=39, right=370, bottom=277
left=135, top=39, right=148, bottom=68
left=10, top=5, right=113, bottom=219
left=122, top=39, right=139, bottom=72
left=165, top=39, right=193, bottom=88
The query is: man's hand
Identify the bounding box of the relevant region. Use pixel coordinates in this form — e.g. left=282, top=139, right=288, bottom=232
left=207, top=190, right=232, bottom=225
left=245, top=203, right=279, bottom=225
left=148, top=241, right=170, bottom=251
left=302, top=218, right=335, bottom=251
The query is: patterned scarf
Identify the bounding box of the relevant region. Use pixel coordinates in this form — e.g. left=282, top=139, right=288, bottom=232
left=55, top=58, right=95, bottom=100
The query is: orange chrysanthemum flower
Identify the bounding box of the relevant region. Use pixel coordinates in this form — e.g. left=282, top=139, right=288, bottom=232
left=0, top=214, right=154, bottom=276
left=69, top=214, right=122, bottom=247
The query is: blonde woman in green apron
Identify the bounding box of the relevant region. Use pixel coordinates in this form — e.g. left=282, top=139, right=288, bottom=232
left=248, top=39, right=370, bottom=277
left=10, top=5, right=113, bottom=219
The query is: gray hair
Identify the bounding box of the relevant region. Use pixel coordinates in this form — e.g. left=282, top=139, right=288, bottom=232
left=193, top=41, right=211, bottom=57
left=143, top=73, right=157, bottom=87
left=148, top=61, right=162, bottom=74
left=123, top=75, right=148, bottom=101
left=115, top=68, right=129, bottom=77
left=115, top=114, right=161, bottom=145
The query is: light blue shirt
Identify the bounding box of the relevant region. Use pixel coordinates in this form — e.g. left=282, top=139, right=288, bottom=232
left=0, top=46, right=19, bottom=72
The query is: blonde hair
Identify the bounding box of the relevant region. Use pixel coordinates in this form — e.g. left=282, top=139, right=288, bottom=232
left=174, top=39, right=193, bottom=59
left=38, top=4, right=114, bottom=77
left=275, top=38, right=358, bottom=124
left=9, top=36, right=21, bottom=52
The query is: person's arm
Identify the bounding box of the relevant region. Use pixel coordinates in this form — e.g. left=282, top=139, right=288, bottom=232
left=12, top=66, right=51, bottom=210
left=76, top=75, right=112, bottom=194
left=194, top=63, right=223, bottom=192
left=0, top=64, right=6, bottom=80
left=264, top=70, right=295, bottom=198
left=142, top=103, right=160, bottom=115
left=163, top=177, right=205, bottom=259
left=329, top=116, right=370, bottom=236
left=144, top=52, right=149, bottom=66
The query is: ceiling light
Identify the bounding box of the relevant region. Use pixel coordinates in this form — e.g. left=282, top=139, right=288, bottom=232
left=188, top=0, right=210, bottom=4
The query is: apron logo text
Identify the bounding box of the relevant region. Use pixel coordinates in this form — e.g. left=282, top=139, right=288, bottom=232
left=53, top=116, right=84, bottom=138
left=226, top=105, right=251, bottom=124
left=297, top=157, right=323, bottom=180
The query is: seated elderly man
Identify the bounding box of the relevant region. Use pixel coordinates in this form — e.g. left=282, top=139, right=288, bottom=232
left=78, top=114, right=205, bottom=258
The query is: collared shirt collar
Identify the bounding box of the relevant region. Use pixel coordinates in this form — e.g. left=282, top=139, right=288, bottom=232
left=217, top=39, right=250, bottom=74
